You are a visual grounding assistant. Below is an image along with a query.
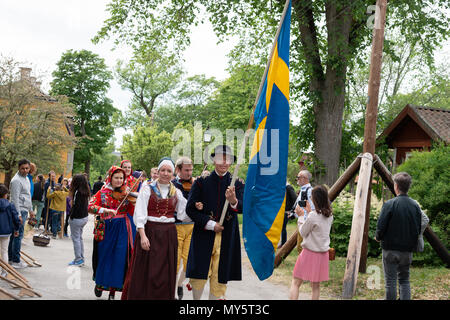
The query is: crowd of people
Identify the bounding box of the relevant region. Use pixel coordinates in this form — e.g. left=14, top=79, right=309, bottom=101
left=0, top=145, right=426, bottom=301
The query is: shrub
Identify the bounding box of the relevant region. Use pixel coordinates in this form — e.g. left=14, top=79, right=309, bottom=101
left=330, top=191, right=381, bottom=258
left=397, top=144, right=449, bottom=226
left=397, top=143, right=449, bottom=267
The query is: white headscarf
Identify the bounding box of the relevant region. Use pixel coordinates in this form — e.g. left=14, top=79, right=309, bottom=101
left=158, top=158, right=175, bottom=172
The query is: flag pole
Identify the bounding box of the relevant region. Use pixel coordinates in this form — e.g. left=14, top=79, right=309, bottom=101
left=219, top=0, right=291, bottom=225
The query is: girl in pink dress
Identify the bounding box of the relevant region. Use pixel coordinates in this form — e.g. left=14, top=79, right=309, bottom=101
left=289, top=185, right=333, bottom=300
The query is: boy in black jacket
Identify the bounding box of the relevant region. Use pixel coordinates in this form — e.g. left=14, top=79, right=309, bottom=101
left=0, top=184, right=20, bottom=276
left=375, top=172, right=421, bottom=300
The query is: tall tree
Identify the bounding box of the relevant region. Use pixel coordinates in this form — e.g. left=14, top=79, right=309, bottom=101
left=115, top=44, right=184, bottom=122
left=94, top=0, right=449, bottom=185
left=153, top=74, right=220, bottom=132
left=0, top=56, right=76, bottom=187
left=50, top=50, right=117, bottom=178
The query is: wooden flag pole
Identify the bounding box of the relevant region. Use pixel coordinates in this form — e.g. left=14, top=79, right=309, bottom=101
left=219, top=0, right=291, bottom=225
left=342, top=153, right=373, bottom=299
left=359, top=0, right=388, bottom=273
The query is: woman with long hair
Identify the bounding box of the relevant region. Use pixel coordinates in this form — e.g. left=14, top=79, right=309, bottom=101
left=67, top=174, right=91, bottom=267
left=289, top=185, right=333, bottom=300
left=88, top=166, right=136, bottom=300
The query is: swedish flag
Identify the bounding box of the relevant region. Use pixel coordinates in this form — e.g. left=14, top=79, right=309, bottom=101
left=243, top=0, right=292, bottom=281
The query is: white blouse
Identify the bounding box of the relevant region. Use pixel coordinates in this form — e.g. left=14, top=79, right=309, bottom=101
left=133, top=181, right=187, bottom=229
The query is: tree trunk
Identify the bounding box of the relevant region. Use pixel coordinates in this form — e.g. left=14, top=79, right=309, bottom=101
left=314, top=89, right=346, bottom=186
left=293, top=0, right=353, bottom=186
left=4, top=170, right=13, bottom=189
left=84, top=158, right=91, bottom=181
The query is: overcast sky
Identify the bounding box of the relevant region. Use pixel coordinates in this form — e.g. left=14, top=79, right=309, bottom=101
left=0, top=0, right=235, bottom=149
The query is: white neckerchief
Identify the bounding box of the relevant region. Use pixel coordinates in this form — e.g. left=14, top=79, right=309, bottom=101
left=157, top=182, right=170, bottom=199
left=214, top=169, right=227, bottom=177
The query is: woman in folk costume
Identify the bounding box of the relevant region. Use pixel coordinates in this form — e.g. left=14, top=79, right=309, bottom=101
left=122, top=157, right=187, bottom=300
left=88, top=166, right=136, bottom=300
left=120, top=160, right=137, bottom=191
left=120, top=159, right=139, bottom=216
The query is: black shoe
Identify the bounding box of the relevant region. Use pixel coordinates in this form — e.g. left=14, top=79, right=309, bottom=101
left=94, top=287, right=102, bottom=297
left=177, top=286, right=183, bottom=300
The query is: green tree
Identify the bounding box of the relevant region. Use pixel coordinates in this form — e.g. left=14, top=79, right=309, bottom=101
left=397, top=144, right=450, bottom=225
left=397, top=144, right=449, bottom=266
left=94, top=0, right=449, bottom=186
left=115, top=44, right=184, bottom=123
left=86, top=139, right=121, bottom=185
left=209, top=64, right=263, bottom=132
left=153, top=74, right=220, bottom=132
left=120, top=121, right=175, bottom=174
left=50, top=49, right=117, bottom=179
left=0, top=56, right=77, bottom=187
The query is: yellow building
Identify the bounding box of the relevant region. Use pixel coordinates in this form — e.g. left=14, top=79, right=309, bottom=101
left=0, top=67, right=75, bottom=184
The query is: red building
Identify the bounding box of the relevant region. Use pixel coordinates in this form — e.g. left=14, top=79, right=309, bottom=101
left=377, top=105, right=449, bottom=167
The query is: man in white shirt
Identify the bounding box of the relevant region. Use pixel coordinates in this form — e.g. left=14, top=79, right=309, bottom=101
left=293, top=170, right=315, bottom=254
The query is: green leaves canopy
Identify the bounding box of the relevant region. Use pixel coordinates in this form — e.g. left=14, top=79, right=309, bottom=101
left=50, top=49, right=117, bottom=174
left=94, top=0, right=449, bottom=185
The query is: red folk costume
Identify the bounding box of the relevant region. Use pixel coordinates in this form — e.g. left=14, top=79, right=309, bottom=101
left=88, top=166, right=136, bottom=298
left=120, top=160, right=138, bottom=216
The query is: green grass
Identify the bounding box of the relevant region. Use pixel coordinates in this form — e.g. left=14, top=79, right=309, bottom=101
left=270, top=223, right=450, bottom=300
left=238, top=214, right=449, bottom=300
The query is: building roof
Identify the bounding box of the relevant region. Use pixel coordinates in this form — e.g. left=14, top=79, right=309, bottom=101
left=378, top=105, right=450, bottom=144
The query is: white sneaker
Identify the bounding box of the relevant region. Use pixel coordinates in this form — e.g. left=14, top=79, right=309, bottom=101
left=0, top=270, right=7, bottom=277
left=11, top=261, right=28, bottom=269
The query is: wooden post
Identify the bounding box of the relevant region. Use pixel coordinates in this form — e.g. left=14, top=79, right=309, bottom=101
left=0, top=275, right=42, bottom=298
left=359, top=169, right=373, bottom=273
left=274, top=155, right=362, bottom=268
left=342, top=153, right=373, bottom=299
left=372, top=154, right=395, bottom=194
left=0, top=259, right=30, bottom=289
left=328, top=155, right=362, bottom=201
left=274, top=229, right=298, bottom=267
left=0, top=287, right=20, bottom=300
left=359, top=0, right=388, bottom=273
left=20, top=251, right=42, bottom=267
left=423, top=226, right=450, bottom=268
left=59, top=213, right=64, bottom=239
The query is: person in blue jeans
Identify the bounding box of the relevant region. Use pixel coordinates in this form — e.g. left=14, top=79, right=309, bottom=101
left=375, top=172, right=421, bottom=300
left=8, top=159, right=34, bottom=269
left=47, top=184, right=69, bottom=239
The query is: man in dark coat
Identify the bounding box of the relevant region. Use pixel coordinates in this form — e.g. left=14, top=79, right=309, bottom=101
left=186, top=145, right=244, bottom=300
left=92, top=176, right=104, bottom=195
left=375, top=172, right=421, bottom=300
left=42, top=171, right=56, bottom=231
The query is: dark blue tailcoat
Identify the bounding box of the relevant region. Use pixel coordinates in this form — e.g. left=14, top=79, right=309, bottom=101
left=185, top=170, right=244, bottom=284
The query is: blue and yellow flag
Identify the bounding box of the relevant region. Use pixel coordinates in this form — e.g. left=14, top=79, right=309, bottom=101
left=243, top=0, right=292, bottom=281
